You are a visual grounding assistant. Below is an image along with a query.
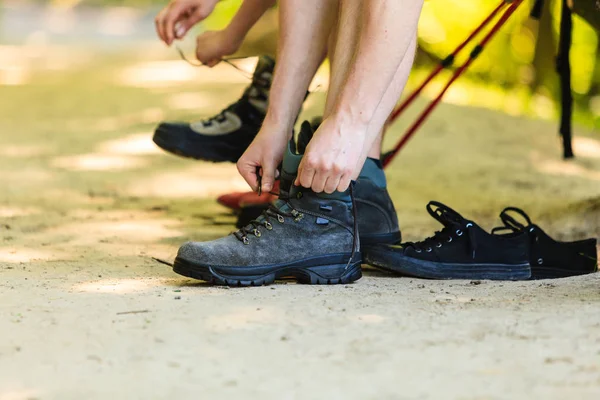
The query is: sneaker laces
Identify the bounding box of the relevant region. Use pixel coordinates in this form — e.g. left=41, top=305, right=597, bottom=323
left=404, top=201, right=477, bottom=258
left=491, top=207, right=532, bottom=234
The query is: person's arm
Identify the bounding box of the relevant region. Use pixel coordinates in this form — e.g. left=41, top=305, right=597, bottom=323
left=236, top=0, right=336, bottom=193
left=332, top=1, right=422, bottom=130
left=197, top=0, right=276, bottom=66
left=296, top=0, right=423, bottom=192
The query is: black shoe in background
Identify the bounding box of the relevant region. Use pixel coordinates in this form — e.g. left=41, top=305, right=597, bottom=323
left=492, top=207, right=598, bottom=280
left=365, top=201, right=531, bottom=280
left=153, top=56, right=275, bottom=162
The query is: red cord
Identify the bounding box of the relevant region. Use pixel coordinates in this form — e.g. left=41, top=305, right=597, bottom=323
left=383, top=0, right=524, bottom=168
left=386, top=0, right=508, bottom=126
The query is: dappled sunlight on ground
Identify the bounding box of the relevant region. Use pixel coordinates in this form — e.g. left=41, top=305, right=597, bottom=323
left=532, top=151, right=600, bottom=181
left=66, top=108, right=166, bottom=133
left=166, top=92, right=214, bottom=111
left=0, top=388, right=42, bottom=400
left=117, top=60, right=248, bottom=88
left=574, top=136, right=600, bottom=159
left=42, top=217, right=183, bottom=246
left=97, top=133, right=163, bottom=156
left=205, top=306, right=280, bottom=332
left=126, top=164, right=250, bottom=198
left=51, top=153, right=149, bottom=171
left=0, top=207, right=40, bottom=218
left=0, top=145, right=50, bottom=158
left=74, top=277, right=172, bottom=294
left=353, top=314, right=386, bottom=324
left=0, top=247, right=66, bottom=263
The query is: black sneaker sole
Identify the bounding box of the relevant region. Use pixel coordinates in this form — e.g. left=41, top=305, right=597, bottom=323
left=365, top=251, right=531, bottom=281
left=153, top=128, right=244, bottom=163
left=530, top=266, right=598, bottom=280
left=173, top=254, right=363, bottom=286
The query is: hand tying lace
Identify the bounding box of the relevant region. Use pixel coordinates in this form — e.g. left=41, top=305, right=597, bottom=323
left=404, top=201, right=478, bottom=258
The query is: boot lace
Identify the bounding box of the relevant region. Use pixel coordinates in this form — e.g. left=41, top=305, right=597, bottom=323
left=233, top=192, right=303, bottom=245
left=404, top=201, right=477, bottom=258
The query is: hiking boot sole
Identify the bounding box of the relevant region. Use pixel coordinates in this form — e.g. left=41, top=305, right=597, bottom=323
left=173, top=254, right=363, bottom=286
left=365, top=250, right=531, bottom=280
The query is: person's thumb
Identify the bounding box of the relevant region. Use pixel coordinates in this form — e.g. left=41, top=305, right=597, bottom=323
left=261, top=160, right=277, bottom=193
left=237, top=156, right=259, bottom=191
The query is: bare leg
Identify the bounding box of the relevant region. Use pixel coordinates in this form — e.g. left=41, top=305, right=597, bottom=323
left=325, top=1, right=419, bottom=162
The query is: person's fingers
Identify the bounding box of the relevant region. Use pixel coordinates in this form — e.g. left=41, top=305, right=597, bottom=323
left=205, top=59, right=220, bottom=68
left=154, top=8, right=168, bottom=43
left=336, top=174, right=352, bottom=193
left=311, top=171, right=328, bottom=193
left=163, top=3, right=185, bottom=45
left=296, top=158, right=316, bottom=189
left=323, top=175, right=341, bottom=194
left=236, top=157, right=259, bottom=191
left=260, top=160, right=277, bottom=193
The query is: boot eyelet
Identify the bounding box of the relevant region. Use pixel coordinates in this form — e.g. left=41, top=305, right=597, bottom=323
left=264, top=222, right=273, bottom=230
left=456, top=230, right=463, bottom=236
left=277, top=215, right=285, bottom=223
left=252, top=229, right=261, bottom=238
left=242, top=236, right=250, bottom=245
left=537, top=258, right=543, bottom=265
left=426, top=248, right=432, bottom=252
left=415, top=249, right=422, bottom=253
left=447, top=237, right=453, bottom=243
left=466, top=223, right=473, bottom=228
left=296, top=192, right=303, bottom=199
left=436, top=243, right=442, bottom=248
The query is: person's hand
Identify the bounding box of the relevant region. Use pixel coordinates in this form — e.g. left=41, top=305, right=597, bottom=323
left=296, top=116, right=368, bottom=193
left=155, top=0, right=219, bottom=46
left=237, top=126, right=291, bottom=193
left=195, top=30, right=243, bottom=67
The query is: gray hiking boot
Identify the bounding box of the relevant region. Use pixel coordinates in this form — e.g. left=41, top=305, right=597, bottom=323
left=173, top=144, right=362, bottom=286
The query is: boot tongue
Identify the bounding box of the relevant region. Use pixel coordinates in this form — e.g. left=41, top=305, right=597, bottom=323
left=296, top=120, right=315, bottom=155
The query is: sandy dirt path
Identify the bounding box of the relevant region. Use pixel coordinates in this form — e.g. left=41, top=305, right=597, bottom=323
left=1, top=23, right=599, bottom=398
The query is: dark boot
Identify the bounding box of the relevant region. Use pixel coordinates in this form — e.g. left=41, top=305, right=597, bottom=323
left=153, top=56, right=274, bottom=162
left=173, top=144, right=362, bottom=286
left=492, top=207, right=598, bottom=279
left=365, top=201, right=532, bottom=280
left=296, top=121, right=401, bottom=250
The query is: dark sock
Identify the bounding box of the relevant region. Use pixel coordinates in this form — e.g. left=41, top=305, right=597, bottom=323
left=359, top=157, right=386, bottom=188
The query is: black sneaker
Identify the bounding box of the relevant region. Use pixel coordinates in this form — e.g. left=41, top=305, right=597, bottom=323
left=173, top=144, right=362, bottom=286
left=153, top=56, right=274, bottom=162
left=492, top=207, right=598, bottom=280
left=365, top=201, right=531, bottom=280
left=295, top=120, right=402, bottom=249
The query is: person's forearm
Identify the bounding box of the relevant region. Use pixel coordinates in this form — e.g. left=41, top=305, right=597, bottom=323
left=263, top=0, right=335, bottom=134
left=332, top=0, right=423, bottom=128
left=225, top=0, right=276, bottom=42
